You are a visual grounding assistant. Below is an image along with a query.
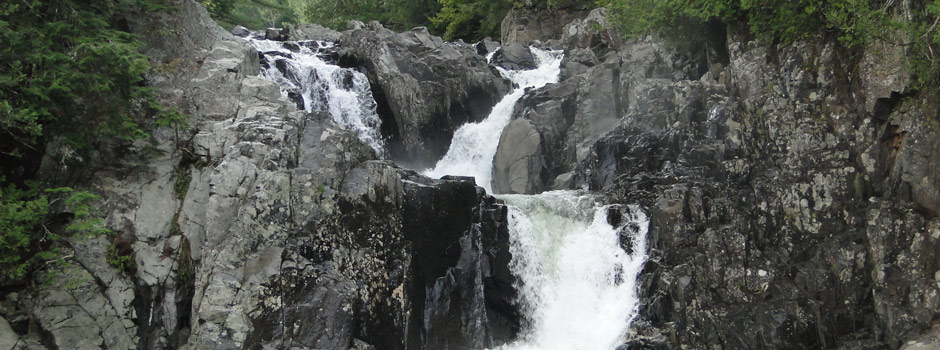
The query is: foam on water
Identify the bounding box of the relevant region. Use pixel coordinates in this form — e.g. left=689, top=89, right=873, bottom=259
left=494, top=192, right=648, bottom=350
left=422, top=48, right=563, bottom=192
left=246, top=37, right=386, bottom=156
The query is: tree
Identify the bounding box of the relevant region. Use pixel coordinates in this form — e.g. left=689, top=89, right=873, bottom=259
left=0, top=0, right=182, bottom=280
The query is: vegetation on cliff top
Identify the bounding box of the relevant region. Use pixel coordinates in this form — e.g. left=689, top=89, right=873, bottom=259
left=200, top=0, right=584, bottom=41
left=601, top=0, right=940, bottom=86
left=0, top=0, right=182, bottom=280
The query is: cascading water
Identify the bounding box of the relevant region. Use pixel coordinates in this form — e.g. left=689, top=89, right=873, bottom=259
left=423, top=48, right=563, bottom=193
left=423, top=46, right=650, bottom=349
left=497, top=193, right=648, bottom=350
left=244, top=35, right=387, bottom=156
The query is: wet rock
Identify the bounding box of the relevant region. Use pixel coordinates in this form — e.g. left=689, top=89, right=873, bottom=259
left=338, top=26, right=511, bottom=168
left=491, top=43, right=537, bottom=70
left=265, top=27, right=289, bottom=41
left=230, top=25, right=250, bottom=37
left=500, top=2, right=593, bottom=44
left=475, top=38, right=500, bottom=57
left=493, top=119, right=543, bottom=194
left=484, top=6, right=940, bottom=347
left=288, top=23, right=342, bottom=42
left=245, top=259, right=357, bottom=350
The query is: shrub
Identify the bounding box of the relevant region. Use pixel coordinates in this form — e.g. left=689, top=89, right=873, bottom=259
left=602, top=0, right=885, bottom=47
left=0, top=0, right=185, bottom=170
left=602, top=0, right=940, bottom=88
left=0, top=0, right=184, bottom=280
left=0, top=180, right=110, bottom=279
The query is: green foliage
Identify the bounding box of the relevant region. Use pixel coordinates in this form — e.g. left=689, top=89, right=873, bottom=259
left=107, top=241, right=135, bottom=273
left=905, top=0, right=940, bottom=87
left=431, top=0, right=512, bottom=41
left=602, top=0, right=940, bottom=88
left=300, top=0, right=442, bottom=33
left=203, top=0, right=588, bottom=42
left=303, top=0, right=389, bottom=29
left=601, top=0, right=886, bottom=47
left=0, top=180, right=49, bottom=279
left=0, top=0, right=185, bottom=161
left=199, top=0, right=300, bottom=29
left=431, top=0, right=575, bottom=41
left=0, top=178, right=111, bottom=280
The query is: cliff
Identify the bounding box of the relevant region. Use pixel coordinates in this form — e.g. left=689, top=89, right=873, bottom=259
left=2, top=1, right=939, bottom=349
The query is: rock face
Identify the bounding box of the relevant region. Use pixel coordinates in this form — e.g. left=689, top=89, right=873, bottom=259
left=490, top=43, right=537, bottom=70
left=6, top=1, right=940, bottom=349
left=501, top=1, right=593, bottom=44
left=493, top=5, right=940, bottom=350
left=493, top=8, right=706, bottom=194
left=0, top=1, right=518, bottom=350
left=310, top=23, right=510, bottom=169
left=493, top=119, right=543, bottom=194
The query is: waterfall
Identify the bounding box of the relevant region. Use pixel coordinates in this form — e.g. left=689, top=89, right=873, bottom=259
left=422, top=48, right=563, bottom=193
left=496, top=193, right=648, bottom=350
left=423, top=46, right=649, bottom=349
left=245, top=35, right=387, bottom=156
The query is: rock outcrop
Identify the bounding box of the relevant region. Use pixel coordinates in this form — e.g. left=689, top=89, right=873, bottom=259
left=500, top=1, right=593, bottom=45
left=311, top=23, right=511, bottom=169
left=492, top=4, right=940, bottom=349
left=5, top=0, right=940, bottom=349
left=0, top=1, right=519, bottom=350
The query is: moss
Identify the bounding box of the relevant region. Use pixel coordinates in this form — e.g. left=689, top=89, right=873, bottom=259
left=177, top=236, right=195, bottom=283
left=175, top=166, right=192, bottom=202
left=107, top=241, right=136, bottom=274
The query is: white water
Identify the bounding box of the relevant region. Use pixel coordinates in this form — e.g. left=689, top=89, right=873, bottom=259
left=496, top=192, right=648, bottom=350
left=246, top=37, right=387, bottom=156
left=423, top=48, right=563, bottom=193
left=247, top=38, right=648, bottom=348
left=419, top=45, right=648, bottom=349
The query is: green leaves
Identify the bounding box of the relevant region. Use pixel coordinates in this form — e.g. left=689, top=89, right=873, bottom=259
left=603, top=0, right=888, bottom=48
left=0, top=0, right=184, bottom=281
left=0, top=179, right=114, bottom=280
left=432, top=0, right=512, bottom=41
left=0, top=0, right=184, bottom=160
left=0, top=180, right=48, bottom=279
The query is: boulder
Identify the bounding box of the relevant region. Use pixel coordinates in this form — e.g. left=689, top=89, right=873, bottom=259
left=288, top=23, right=342, bottom=42
left=338, top=26, right=511, bottom=168
left=493, top=119, right=544, bottom=194
left=264, top=27, right=289, bottom=41
left=475, top=38, right=500, bottom=58
left=230, top=25, right=250, bottom=37
left=500, top=2, right=593, bottom=44
left=491, top=43, right=537, bottom=70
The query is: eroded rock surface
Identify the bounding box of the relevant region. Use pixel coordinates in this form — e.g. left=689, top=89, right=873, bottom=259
left=492, top=4, right=940, bottom=349
left=321, top=23, right=511, bottom=169
left=0, top=1, right=517, bottom=350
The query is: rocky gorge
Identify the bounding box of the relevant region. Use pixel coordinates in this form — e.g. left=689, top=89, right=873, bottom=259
left=2, top=0, right=940, bottom=349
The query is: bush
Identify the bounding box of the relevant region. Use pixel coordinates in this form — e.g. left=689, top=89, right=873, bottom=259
left=602, top=0, right=940, bottom=88
left=0, top=0, right=184, bottom=161
left=432, top=0, right=513, bottom=41
left=0, top=0, right=183, bottom=280
left=602, top=0, right=885, bottom=47
left=0, top=180, right=110, bottom=279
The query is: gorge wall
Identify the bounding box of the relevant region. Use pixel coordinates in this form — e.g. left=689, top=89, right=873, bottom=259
left=2, top=0, right=940, bottom=349
left=1, top=2, right=518, bottom=349
left=494, top=5, right=940, bottom=350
